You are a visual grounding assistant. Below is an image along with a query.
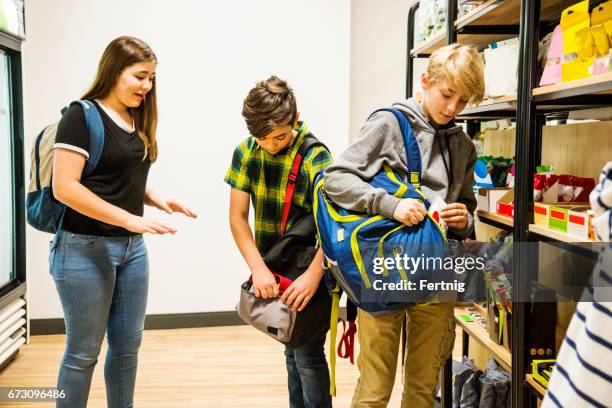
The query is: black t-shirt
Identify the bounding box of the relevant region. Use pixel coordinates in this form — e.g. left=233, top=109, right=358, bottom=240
left=54, top=101, right=151, bottom=237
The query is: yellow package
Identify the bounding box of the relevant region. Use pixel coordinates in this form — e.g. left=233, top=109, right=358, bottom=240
left=561, top=0, right=590, bottom=59
left=591, top=0, right=612, bottom=26
left=562, top=59, right=593, bottom=81
left=592, top=0, right=612, bottom=56
left=605, top=20, right=612, bottom=42
left=577, top=26, right=596, bottom=59
left=592, top=26, right=610, bottom=56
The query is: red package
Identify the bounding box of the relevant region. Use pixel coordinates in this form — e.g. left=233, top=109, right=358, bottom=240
left=573, top=177, right=595, bottom=202
left=546, top=174, right=559, bottom=188
left=534, top=174, right=559, bottom=202
left=534, top=174, right=547, bottom=202
left=558, top=175, right=574, bottom=202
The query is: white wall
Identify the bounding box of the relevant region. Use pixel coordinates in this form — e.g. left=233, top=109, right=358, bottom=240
left=23, top=0, right=351, bottom=319
left=349, top=0, right=422, bottom=141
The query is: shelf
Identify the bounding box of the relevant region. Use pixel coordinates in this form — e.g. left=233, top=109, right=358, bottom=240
left=458, top=94, right=517, bottom=118
left=528, top=224, right=593, bottom=243
left=475, top=210, right=514, bottom=230
left=533, top=72, right=612, bottom=102
left=455, top=0, right=570, bottom=29
left=529, top=224, right=600, bottom=260
left=411, top=31, right=512, bottom=57
left=456, top=0, right=520, bottom=28
left=455, top=307, right=512, bottom=371
left=525, top=374, right=547, bottom=400
left=411, top=32, right=447, bottom=56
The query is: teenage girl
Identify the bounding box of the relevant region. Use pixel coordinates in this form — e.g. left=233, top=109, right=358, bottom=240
left=50, top=36, right=197, bottom=407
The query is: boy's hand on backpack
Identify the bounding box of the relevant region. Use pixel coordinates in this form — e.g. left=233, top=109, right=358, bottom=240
left=280, top=271, right=319, bottom=312
left=251, top=264, right=279, bottom=299
left=439, top=203, right=469, bottom=230
left=393, top=198, right=427, bottom=226
left=124, top=214, right=177, bottom=235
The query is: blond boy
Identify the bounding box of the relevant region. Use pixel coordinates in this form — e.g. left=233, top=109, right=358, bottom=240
left=324, top=44, right=485, bottom=407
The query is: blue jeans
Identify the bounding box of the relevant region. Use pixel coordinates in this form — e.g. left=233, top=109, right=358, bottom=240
left=284, top=333, right=332, bottom=408
left=49, top=231, right=149, bottom=408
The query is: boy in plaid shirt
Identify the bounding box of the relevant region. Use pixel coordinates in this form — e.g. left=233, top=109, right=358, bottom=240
left=225, top=75, right=333, bottom=408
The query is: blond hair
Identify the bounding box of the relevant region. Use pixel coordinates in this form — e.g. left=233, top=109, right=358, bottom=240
left=425, top=44, right=484, bottom=105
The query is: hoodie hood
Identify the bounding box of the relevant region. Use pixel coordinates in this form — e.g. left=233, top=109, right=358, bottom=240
left=392, top=98, right=463, bottom=137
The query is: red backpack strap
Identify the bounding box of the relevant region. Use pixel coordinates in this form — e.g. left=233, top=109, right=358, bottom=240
left=280, top=135, right=328, bottom=235
left=337, top=319, right=357, bottom=364
left=337, top=299, right=358, bottom=364
left=281, top=153, right=304, bottom=235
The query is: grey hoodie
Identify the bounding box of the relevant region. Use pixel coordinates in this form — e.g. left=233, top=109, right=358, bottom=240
left=324, top=98, right=477, bottom=236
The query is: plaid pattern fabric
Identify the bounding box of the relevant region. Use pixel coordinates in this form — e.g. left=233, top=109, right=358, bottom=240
left=225, top=122, right=333, bottom=255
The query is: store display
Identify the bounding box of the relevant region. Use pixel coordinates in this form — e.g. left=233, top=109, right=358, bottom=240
left=539, top=0, right=612, bottom=85
left=457, top=0, right=486, bottom=19
left=495, top=189, right=514, bottom=218
left=548, top=204, right=590, bottom=234
left=567, top=207, right=591, bottom=238
left=561, top=0, right=592, bottom=81
left=540, top=25, right=564, bottom=86
left=406, top=0, right=612, bottom=406
left=474, top=159, right=494, bottom=189
left=528, top=284, right=557, bottom=362
left=558, top=175, right=575, bottom=201
left=454, top=357, right=482, bottom=408
left=484, top=38, right=520, bottom=97
left=0, top=0, right=24, bottom=38
left=477, top=188, right=511, bottom=213
left=452, top=357, right=511, bottom=408
left=475, top=156, right=515, bottom=191
left=414, top=0, right=447, bottom=46
left=532, top=360, right=556, bottom=389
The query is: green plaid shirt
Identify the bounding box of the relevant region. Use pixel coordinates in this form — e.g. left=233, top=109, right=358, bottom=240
left=224, top=122, right=333, bottom=255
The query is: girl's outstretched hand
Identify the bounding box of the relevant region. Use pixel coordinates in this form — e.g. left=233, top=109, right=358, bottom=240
left=147, top=188, right=198, bottom=218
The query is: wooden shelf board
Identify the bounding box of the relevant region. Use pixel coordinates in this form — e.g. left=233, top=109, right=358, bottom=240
left=526, top=374, right=547, bottom=399
left=454, top=307, right=512, bottom=371
left=455, top=0, right=566, bottom=28
left=455, top=0, right=520, bottom=27
left=528, top=224, right=593, bottom=243
left=459, top=94, right=518, bottom=117
left=533, top=71, right=612, bottom=97
left=412, top=32, right=512, bottom=56
left=411, top=32, right=446, bottom=56
left=458, top=33, right=515, bottom=50
left=476, top=210, right=515, bottom=228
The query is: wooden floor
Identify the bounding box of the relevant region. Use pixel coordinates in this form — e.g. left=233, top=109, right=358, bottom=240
left=0, top=325, right=462, bottom=407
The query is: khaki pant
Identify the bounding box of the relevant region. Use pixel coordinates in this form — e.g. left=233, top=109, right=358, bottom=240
left=351, top=302, right=455, bottom=408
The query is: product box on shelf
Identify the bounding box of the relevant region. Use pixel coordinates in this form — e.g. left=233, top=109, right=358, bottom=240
left=484, top=38, right=519, bottom=97
left=534, top=202, right=574, bottom=226
left=548, top=205, right=590, bottom=234
left=502, top=311, right=512, bottom=353
left=477, top=187, right=511, bottom=213
left=495, top=189, right=514, bottom=218
left=567, top=206, right=592, bottom=239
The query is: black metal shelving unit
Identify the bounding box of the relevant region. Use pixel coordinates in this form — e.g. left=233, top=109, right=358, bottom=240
left=406, top=1, right=611, bottom=407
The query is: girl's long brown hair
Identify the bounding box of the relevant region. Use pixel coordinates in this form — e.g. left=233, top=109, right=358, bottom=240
left=82, top=36, right=158, bottom=162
